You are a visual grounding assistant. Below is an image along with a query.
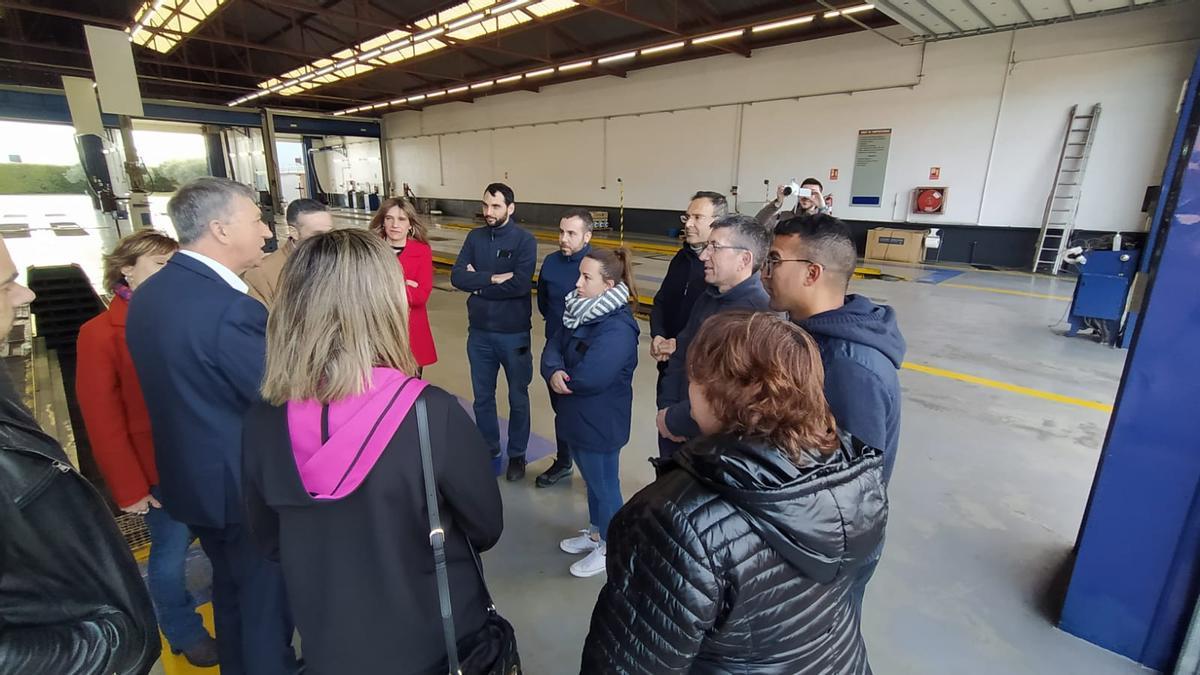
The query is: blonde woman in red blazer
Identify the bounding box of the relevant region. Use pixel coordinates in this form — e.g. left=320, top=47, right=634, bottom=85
left=75, top=230, right=218, bottom=667
left=370, top=197, right=437, bottom=373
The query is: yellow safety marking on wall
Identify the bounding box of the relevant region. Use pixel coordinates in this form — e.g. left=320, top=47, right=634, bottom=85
left=938, top=282, right=1072, bottom=301
left=901, top=362, right=1113, bottom=413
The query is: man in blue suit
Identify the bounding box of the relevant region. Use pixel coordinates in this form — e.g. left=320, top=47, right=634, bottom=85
left=126, top=178, right=298, bottom=674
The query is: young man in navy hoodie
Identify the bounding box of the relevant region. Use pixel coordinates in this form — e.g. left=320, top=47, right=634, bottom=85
left=764, top=213, right=906, bottom=609
left=533, top=208, right=593, bottom=487
left=451, top=183, right=539, bottom=481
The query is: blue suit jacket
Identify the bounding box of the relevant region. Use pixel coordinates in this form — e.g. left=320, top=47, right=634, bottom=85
left=125, top=253, right=268, bottom=528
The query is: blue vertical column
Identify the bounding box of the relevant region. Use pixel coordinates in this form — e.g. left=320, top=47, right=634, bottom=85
left=1060, top=51, right=1200, bottom=671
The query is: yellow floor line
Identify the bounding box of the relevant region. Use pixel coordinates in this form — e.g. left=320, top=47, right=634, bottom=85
left=938, top=282, right=1072, bottom=301
left=159, top=602, right=217, bottom=674
left=902, top=362, right=1113, bottom=413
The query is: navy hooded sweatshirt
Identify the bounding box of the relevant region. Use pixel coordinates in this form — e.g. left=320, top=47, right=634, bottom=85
left=540, top=306, right=640, bottom=453
left=536, top=244, right=591, bottom=342
left=450, top=218, right=538, bottom=334
left=796, top=294, right=906, bottom=484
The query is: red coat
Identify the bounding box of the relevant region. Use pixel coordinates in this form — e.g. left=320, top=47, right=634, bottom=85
left=397, top=239, right=437, bottom=367
left=75, top=294, right=158, bottom=509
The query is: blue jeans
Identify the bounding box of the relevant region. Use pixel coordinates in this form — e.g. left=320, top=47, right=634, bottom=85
left=144, top=486, right=209, bottom=650
left=467, top=329, right=533, bottom=459
left=572, top=448, right=622, bottom=541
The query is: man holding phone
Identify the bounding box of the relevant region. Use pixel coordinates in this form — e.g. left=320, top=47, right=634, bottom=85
left=756, top=177, right=830, bottom=230
left=451, top=183, right=538, bottom=481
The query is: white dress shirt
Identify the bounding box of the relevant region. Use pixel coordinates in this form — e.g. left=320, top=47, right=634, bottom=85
left=179, top=250, right=250, bottom=294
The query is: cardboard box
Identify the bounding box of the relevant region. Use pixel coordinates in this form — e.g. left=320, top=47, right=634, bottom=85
left=866, top=228, right=929, bottom=264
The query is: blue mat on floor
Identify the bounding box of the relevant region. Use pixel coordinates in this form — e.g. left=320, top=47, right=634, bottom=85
left=916, top=269, right=965, bottom=284
left=455, top=397, right=556, bottom=476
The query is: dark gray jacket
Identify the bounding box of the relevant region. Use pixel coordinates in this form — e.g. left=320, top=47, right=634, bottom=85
left=582, top=433, right=886, bottom=674
left=657, top=274, right=770, bottom=440
left=0, top=374, right=159, bottom=674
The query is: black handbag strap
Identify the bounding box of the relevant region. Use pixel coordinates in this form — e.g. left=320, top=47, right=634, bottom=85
left=416, top=397, right=462, bottom=675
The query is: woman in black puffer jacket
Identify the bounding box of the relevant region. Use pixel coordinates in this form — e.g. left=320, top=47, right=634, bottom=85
left=582, top=311, right=888, bottom=674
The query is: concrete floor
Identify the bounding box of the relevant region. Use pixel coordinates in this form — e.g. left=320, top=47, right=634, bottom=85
left=3, top=195, right=1148, bottom=673
left=416, top=274, right=1146, bottom=675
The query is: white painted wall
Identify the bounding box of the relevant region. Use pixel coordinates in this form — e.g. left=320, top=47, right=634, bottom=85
left=314, top=135, right=383, bottom=195
left=384, top=3, right=1200, bottom=232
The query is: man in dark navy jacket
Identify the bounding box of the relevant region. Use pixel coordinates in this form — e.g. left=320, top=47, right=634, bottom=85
left=533, top=208, right=593, bottom=487
left=649, top=192, right=724, bottom=393
left=656, top=214, right=771, bottom=458
left=450, top=183, right=539, bottom=481
left=126, top=178, right=298, bottom=675
left=764, top=212, right=906, bottom=612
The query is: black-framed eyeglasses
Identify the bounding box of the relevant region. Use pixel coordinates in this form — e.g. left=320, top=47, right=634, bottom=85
left=680, top=213, right=716, bottom=225
left=762, top=257, right=815, bottom=277
left=701, top=241, right=750, bottom=255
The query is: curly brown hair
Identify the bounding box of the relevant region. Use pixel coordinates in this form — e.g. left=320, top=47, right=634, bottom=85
left=687, top=310, right=839, bottom=461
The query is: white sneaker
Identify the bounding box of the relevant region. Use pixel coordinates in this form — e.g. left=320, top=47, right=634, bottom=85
left=570, top=544, right=607, bottom=578
left=560, top=530, right=600, bottom=555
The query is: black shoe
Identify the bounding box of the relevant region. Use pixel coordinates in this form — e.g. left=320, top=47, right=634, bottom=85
left=505, top=457, right=526, bottom=482
left=171, top=635, right=220, bottom=668
left=535, top=459, right=573, bottom=487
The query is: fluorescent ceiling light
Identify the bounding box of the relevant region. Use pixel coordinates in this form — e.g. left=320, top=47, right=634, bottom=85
left=471, top=81, right=495, bottom=89
left=407, top=94, right=426, bottom=102
left=641, top=41, right=685, bottom=55
left=372, top=103, right=388, bottom=109
left=598, top=51, right=636, bottom=65
left=559, top=60, right=592, bottom=72
left=333, top=111, right=346, bottom=116
left=448, top=13, right=485, bottom=30
left=825, top=4, right=874, bottom=17
left=693, top=29, right=744, bottom=44
left=497, top=75, right=523, bottom=84
left=491, top=0, right=532, bottom=12
left=236, top=0, right=578, bottom=105
left=128, top=0, right=232, bottom=54
left=390, top=98, right=406, bottom=105
left=753, top=16, right=815, bottom=32
left=448, top=85, right=470, bottom=94
left=526, top=67, right=555, bottom=78
left=414, top=27, right=446, bottom=41
left=427, top=90, right=447, bottom=98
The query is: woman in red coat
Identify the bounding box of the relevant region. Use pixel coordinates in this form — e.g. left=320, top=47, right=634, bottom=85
left=370, top=197, right=437, bottom=372
left=75, top=230, right=218, bottom=667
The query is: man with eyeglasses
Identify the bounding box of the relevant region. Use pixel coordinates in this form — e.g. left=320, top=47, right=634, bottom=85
left=765, top=213, right=905, bottom=611
left=655, top=214, right=771, bottom=458
left=649, top=192, right=725, bottom=392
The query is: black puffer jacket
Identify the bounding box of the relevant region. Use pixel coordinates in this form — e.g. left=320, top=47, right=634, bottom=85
left=0, top=374, right=159, bottom=674
left=582, top=433, right=887, bottom=674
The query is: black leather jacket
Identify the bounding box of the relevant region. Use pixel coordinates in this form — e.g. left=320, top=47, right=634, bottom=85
left=0, top=375, right=159, bottom=674
left=582, top=432, right=887, bottom=674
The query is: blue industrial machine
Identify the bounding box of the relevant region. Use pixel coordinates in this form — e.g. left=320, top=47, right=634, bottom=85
left=1059, top=48, right=1200, bottom=671
left=1063, top=248, right=1140, bottom=346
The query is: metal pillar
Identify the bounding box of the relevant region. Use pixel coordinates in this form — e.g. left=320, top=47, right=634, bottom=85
left=202, top=125, right=227, bottom=178
left=260, top=108, right=283, bottom=217
left=1060, top=50, right=1200, bottom=671
left=117, top=114, right=152, bottom=230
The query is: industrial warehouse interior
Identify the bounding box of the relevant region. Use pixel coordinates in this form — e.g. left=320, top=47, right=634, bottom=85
left=0, top=0, right=1198, bottom=674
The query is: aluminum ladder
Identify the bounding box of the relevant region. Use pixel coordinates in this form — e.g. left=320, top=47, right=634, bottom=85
left=1032, top=104, right=1101, bottom=274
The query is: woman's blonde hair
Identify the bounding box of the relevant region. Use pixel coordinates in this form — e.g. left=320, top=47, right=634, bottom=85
left=369, top=197, right=428, bottom=244
left=261, top=228, right=419, bottom=405
left=102, top=230, right=178, bottom=292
